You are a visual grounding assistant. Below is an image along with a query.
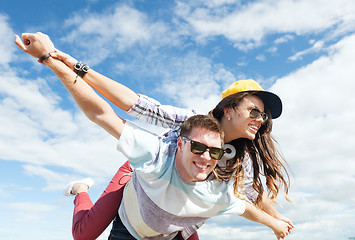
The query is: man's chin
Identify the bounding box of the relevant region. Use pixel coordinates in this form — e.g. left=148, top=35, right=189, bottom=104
left=194, top=173, right=210, bottom=182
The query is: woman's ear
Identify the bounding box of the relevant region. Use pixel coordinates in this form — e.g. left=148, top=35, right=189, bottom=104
left=223, top=108, right=231, bottom=120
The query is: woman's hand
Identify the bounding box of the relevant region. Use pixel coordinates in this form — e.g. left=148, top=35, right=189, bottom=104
left=15, top=32, right=55, bottom=60
left=279, top=215, right=295, bottom=229
left=51, top=50, right=78, bottom=70
left=272, top=219, right=292, bottom=239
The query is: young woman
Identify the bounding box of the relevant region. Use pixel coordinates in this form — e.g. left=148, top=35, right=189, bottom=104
left=15, top=32, right=294, bottom=240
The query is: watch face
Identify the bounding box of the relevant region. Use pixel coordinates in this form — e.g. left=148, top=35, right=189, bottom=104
left=82, top=65, right=90, bottom=72
left=74, top=62, right=82, bottom=70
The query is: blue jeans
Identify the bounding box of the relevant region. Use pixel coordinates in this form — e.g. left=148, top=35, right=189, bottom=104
left=108, top=216, right=136, bottom=240
left=108, top=216, right=179, bottom=240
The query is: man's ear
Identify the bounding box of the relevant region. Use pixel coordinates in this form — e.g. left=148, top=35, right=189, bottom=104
left=177, top=136, right=184, bottom=152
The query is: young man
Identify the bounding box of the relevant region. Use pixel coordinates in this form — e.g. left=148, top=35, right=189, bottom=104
left=112, top=114, right=237, bottom=239
left=15, top=32, right=291, bottom=240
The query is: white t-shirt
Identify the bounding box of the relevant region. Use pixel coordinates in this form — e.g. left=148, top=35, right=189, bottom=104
left=118, top=121, right=246, bottom=240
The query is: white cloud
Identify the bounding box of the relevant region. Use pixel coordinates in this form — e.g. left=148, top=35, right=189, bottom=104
left=256, top=54, right=266, bottom=61
left=266, top=46, right=278, bottom=54
left=200, top=221, right=274, bottom=240
left=192, top=0, right=238, bottom=8
left=8, top=202, right=55, bottom=212
left=0, top=68, right=126, bottom=177
left=236, top=59, right=248, bottom=67
left=7, top=202, right=56, bottom=223
left=0, top=14, right=16, bottom=66
left=156, top=52, right=236, bottom=112
left=0, top=183, right=33, bottom=198
left=60, top=4, right=171, bottom=65
left=274, top=34, right=294, bottom=44
left=268, top=34, right=355, bottom=238
left=23, top=165, right=83, bottom=191
left=175, top=0, right=355, bottom=50
left=288, top=40, right=325, bottom=61
left=0, top=188, right=10, bottom=198
left=177, top=32, right=355, bottom=240
left=66, top=5, right=152, bottom=43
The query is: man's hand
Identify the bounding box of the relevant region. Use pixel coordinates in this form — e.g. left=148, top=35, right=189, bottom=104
left=14, top=32, right=55, bottom=60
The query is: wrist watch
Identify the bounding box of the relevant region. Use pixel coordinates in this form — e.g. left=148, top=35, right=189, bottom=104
left=74, top=62, right=90, bottom=78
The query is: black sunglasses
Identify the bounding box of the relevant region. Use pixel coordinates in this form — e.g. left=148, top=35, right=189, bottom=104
left=249, top=108, right=268, bottom=124
left=181, top=136, right=225, bottom=160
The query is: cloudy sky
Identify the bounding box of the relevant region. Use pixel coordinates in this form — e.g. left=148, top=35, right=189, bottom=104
left=1, top=0, right=355, bottom=239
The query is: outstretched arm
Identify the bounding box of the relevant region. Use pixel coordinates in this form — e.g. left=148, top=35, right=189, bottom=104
left=15, top=32, right=125, bottom=139
left=49, top=50, right=139, bottom=111
left=241, top=202, right=292, bottom=240
left=242, top=157, right=294, bottom=229
left=260, top=192, right=295, bottom=228
left=51, top=51, right=197, bottom=128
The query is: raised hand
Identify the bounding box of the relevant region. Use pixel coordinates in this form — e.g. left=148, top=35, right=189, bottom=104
left=15, top=32, right=55, bottom=60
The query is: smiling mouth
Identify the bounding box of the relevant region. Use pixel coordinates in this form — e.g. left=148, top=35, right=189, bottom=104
left=248, top=124, right=259, bottom=133
left=194, top=162, right=209, bottom=170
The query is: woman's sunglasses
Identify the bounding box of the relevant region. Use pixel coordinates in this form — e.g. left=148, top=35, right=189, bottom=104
left=249, top=108, right=268, bottom=124
left=181, top=136, right=225, bottom=160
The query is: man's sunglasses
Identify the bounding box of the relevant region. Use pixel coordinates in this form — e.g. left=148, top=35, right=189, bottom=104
left=249, top=108, right=268, bottom=124
left=181, top=136, right=225, bottom=160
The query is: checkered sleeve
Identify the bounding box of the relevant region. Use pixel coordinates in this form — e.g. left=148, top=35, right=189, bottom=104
left=127, top=94, right=199, bottom=128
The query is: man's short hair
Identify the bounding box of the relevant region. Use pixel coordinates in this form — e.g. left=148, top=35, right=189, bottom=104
left=180, top=115, right=224, bottom=142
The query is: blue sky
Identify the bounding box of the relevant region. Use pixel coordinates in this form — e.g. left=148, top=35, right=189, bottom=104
left=1, top=0, right=355, bottom=239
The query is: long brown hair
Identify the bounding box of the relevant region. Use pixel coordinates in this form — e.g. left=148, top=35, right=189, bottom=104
left=211, top=91, right=290, bottom=208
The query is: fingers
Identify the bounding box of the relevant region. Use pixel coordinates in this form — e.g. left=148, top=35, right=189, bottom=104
left=279, top=232, right=288, bottom=239
left=280, top=216, right=295, bottom=229
left=14, top=35, right=26, bottom=51
left=14, top=33, right=36, bottom=52
left=15, top=32, right=57, bottom=59
left=289, top=221, right=295, bottom=229
left=50, top=50, right=65, bottom=60
left=51, top=50, right=77, bottom=69
left=21, top=33, right=35, bottom=45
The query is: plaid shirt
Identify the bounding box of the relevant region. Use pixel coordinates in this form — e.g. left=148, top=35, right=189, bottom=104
left=127, top=94, right=258, bottom=239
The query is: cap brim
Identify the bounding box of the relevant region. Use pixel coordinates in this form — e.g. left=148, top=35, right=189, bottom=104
left=254, top=91, right=282, bottom=119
